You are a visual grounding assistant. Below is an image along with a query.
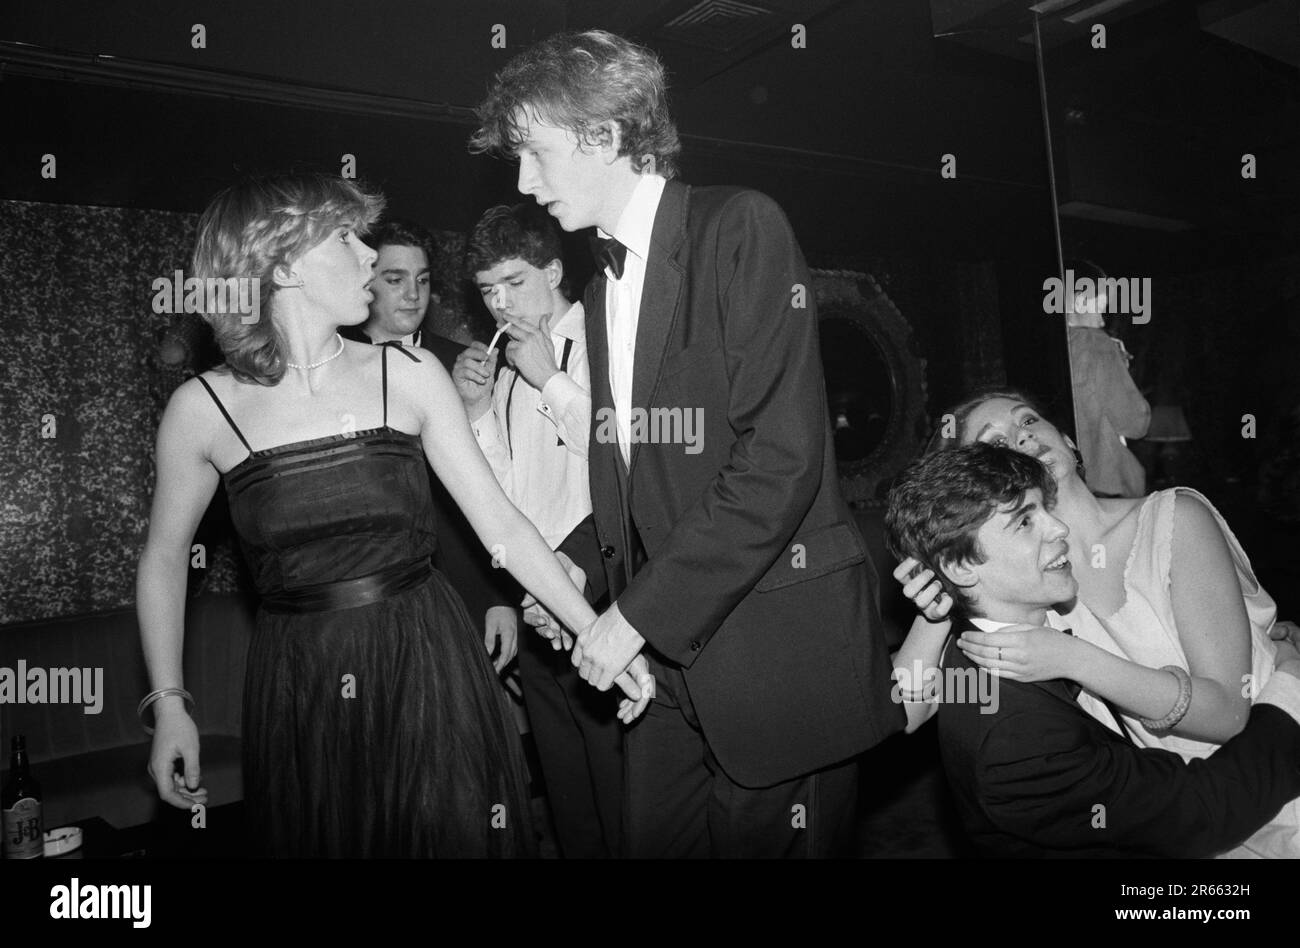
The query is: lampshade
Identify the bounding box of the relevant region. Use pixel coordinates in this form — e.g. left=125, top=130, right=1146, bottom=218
left=1145, top=405, right=1192, bottom=443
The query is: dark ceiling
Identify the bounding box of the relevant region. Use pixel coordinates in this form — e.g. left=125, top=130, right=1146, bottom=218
left=0, top=0, right=1048, bottom=255
left=1, top=0, right=1297, bottom=259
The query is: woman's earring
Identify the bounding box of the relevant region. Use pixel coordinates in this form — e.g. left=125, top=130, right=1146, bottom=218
left=1067, top=438, right=1087, bottom=479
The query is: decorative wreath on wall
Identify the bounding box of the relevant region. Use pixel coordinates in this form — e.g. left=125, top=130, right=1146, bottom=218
left=812, top=270, right=929, bottom=507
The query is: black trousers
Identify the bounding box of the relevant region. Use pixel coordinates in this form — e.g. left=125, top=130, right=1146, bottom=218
left=623, top=653, right=860, bottom=858
left=518, top=623, right=625, bottom=858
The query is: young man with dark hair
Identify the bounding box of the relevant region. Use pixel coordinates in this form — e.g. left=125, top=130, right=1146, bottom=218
left=344, top=218, right=438, bottom=348
left=452, top=202, right=623, bottom=858
left=886, top=443, right=1300, bottom=857
left=473, top=30, right=902, bottom=857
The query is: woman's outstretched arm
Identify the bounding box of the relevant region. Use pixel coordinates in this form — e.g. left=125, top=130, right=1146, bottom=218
left=397, top=351, right=652, bottom=720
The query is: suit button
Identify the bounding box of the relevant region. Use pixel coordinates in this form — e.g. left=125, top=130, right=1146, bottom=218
left=601, top=545, right=616, bottom=559
left=690, top=640, right=701, bottom=652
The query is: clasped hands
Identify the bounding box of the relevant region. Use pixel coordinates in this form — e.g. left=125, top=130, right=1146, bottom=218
left=521, top=596, right=655, bottom=723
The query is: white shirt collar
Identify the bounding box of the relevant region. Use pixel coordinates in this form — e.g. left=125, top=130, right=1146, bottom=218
left=599, top=173, right=666, bottom=263
left=549, top=300, right=584, bottom=342
left=968, top=610, right=1068, bottom=634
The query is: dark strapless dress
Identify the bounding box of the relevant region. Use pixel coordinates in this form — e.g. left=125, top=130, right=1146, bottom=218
left=220, top=425, right=534, bottom=858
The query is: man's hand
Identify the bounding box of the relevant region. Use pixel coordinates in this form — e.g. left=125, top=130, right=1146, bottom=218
left=521, top=594, right=573, bottom=650
left=520, top=555, right=584, bottom=651
left=616, top=653, right=655, bottom=724
left=484, top=605, right=519, bottom=672
left=452, top=342, right=498, bottom=417
left=572, top=603, right=646, bottom=692
left=504, top=314, right=560, bottom=392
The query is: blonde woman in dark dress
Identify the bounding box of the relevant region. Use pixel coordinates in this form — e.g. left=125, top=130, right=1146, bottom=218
left=136, top=173, right=652, bottom=857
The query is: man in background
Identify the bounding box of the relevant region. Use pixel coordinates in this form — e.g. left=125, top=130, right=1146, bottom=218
left=452, top=202, right=623, bottom=858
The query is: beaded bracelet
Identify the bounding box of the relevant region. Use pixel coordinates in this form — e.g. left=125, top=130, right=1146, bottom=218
left=137, top=687, right=195, bottom=735
left=1138, top=665, right=1192, bottom=731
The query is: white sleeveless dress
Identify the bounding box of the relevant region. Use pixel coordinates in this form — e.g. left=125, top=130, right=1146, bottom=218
left=1065, top=487, right=1299, bottom=858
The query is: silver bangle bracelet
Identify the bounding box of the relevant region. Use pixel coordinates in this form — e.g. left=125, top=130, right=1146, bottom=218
left=138, top=687, right=195, bottom=735
left=1138, top=665, right=1192, bottom=732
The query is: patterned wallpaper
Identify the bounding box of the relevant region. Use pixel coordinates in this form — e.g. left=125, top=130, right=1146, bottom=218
left=0, top=200, right=197, bottom=624
left=0, top=199, right=479, bottom=625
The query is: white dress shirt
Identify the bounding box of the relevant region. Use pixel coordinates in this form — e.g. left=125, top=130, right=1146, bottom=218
left=601, top=172, right=667, bottom=468
left=471, top=300, right=591, bottom=551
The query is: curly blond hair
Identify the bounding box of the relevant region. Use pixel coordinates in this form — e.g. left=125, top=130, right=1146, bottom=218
left=470, top=30, right=681, bottom=179
left=191, top=172, right=384, bottom=385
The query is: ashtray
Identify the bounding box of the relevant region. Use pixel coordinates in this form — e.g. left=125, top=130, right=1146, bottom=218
left=43, top=826, right=84, bottom=857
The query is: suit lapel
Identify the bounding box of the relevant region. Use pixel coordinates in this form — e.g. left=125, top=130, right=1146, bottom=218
left=584, top=271, right=621, bottom=517
left=628, top=179, right=689, bottom=475
left=585, top=275, right=613, bottom=417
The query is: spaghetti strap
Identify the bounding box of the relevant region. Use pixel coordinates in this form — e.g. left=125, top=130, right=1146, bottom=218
left=379, top=342, right=420, bottom=428
left=196, top=376, right=253, bottom=452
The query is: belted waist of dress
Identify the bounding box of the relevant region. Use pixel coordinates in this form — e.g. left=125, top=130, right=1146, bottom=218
left=261, top=558, right=433, bottom=614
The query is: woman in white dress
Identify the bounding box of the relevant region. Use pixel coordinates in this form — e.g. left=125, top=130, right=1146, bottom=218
left=892, top=387, right=1300, bottom=858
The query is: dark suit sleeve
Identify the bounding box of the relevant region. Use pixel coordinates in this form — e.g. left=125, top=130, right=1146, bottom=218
left=556, top=514, right=609, bottom=607
left=618, top=191, right=827, bottom=662
left=978, top=700, right=1300, bottom=857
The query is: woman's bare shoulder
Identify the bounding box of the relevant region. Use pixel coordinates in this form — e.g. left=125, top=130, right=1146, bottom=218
left=381, top=342, right=446, bottom=385
left=1168, top=489, right=1228, bottom=549
left=167, top=372, right=225, bottom=418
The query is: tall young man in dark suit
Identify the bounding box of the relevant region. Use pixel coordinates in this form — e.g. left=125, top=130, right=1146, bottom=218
left=472, top=30, right=903, bottom=857
left=885, top=444, right=1300, bottom=857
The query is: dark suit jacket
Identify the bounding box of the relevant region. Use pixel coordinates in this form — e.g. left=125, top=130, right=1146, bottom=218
left=584, top=179, right=903, bottom=787
left=938, top=617, right=1300, bottom=857
left=340, top=325, right=519, bottom=620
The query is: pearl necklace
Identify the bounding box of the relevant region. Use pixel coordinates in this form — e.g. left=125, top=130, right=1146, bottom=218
left=285, top=333, right=345, bottom=370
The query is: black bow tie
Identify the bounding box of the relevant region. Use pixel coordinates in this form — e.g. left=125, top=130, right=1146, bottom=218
left=591, top=235, right=629, bottom=280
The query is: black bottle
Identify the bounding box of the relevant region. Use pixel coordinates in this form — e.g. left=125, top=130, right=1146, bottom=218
left=2, top=735, right=43, bottom=859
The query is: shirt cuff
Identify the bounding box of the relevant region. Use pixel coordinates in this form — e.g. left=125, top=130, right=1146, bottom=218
left=1258, top=670, right=1300, bottom=725
left=471, top=413, right=495, bottom=448
left=538, top=371, right=585, bottom=421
